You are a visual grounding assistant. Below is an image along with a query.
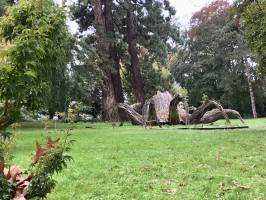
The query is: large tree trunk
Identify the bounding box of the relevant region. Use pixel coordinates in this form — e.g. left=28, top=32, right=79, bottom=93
left=126, top=5, right=145, bottom=103
left=101, top=75, right=119, bottom=121
left=93, top=0, right=119, bottom=121
left=104, top=0, right=124, bottom=104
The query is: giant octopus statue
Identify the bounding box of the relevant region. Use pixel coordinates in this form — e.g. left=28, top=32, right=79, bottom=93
left=118, top=91, right=244, bottom=127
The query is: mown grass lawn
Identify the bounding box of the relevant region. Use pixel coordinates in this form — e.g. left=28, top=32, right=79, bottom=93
left=10, top=118, right=266, bottom=200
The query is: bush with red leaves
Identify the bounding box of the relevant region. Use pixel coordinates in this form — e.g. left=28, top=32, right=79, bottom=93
left=0, top=131, right=73, bottom=200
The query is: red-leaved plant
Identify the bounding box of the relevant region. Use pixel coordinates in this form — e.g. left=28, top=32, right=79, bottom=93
left=0, top=132, right=73, bottom=200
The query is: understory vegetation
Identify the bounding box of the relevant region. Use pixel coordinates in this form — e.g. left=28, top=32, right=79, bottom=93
left=10, top=119, right=266, bottom=200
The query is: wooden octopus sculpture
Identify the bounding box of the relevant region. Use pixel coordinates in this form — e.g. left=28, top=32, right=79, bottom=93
left=118, top=91, right=244, bottom=127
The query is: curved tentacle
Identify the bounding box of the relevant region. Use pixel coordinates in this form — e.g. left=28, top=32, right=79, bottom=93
left=142, top=99, right=157, bottom=127
left=117, top=103, right=144, bottom=125
left=189, top=100, right=230, bottom=124
left=200, top=109, right=245, bottom=124
left=168, top=95, right=184, bottom=124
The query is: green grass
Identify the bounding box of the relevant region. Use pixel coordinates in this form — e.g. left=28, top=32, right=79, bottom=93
left=8, top=118, right=266, bottom=199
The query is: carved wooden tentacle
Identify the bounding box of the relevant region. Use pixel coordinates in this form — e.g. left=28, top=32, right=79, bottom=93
left=200, top=109, right=245, bottom=124
left=142, top=99, right=157, bottom=127
left=131, top=102, right=143, bottom=114
left=168, top=95, right=183, bottom=124
left=117, top=103, right=144, bottom=125
left=189, top=100, right=230, bottom=124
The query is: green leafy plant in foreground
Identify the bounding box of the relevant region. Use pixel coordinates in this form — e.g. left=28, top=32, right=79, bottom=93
left=0, top=129, right=73, bottom=200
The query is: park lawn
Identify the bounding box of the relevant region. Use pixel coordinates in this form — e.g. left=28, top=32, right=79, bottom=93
left=9, top=118, right=266, bottom=200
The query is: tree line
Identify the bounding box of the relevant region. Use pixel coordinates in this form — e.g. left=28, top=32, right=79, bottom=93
left=0, top=0, right=266, bottom=129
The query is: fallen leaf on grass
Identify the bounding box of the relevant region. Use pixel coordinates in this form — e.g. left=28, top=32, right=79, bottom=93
left=195, top=164, right=209, bottom=169
left=240, top=167, right=247, bottom=173
left=232, top=180, right=250, bottom=190
left=240, top=160, right=246, bottom=164
left=250, top=164, right=256, bottom=168
left=163, top=178, right=172, bottom=185
left=161, top=188, right=177, bottom=194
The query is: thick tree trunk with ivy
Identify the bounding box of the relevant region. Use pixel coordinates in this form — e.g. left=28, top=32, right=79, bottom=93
left=104, top=0, right=124, bottom=104
left=101, top=75, right=119, bottom=121
left=93, top=0, right=119, bottom=121
left=126, top=6, right=145, bottom=103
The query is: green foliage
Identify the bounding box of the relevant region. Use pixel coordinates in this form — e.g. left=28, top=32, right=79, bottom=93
left=241, top=0, right=266, bottom=74
left=71, top=0, right=180, bottom=104
left=69, top=38, right=102, bottom=108
left=27, top=132, right=73, bottom=199
left=173, top=0, right=266, bottom=115
left=170, top=82, right=188, bottom=97
left=0, top=130, right=73, bottom=199
left=0, top=173, right=12, bottom=200
left=0, top=0, right=71, bottom=113
left=201, top=94, right=209, bottom=103
left=0, top=0, right=72, bottom=129
left=0, top=0, right=8, bottom=16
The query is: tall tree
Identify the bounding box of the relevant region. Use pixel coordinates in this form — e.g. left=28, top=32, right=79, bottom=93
left=117, top=0, right=179, bottom=102
left=241, top=0, right=266, bottom=74
left=104, top=0, right=124, bottom=105
left=71, top=0, right=179, bottom=116
left=0, top=0, right=71, bottom=130
left=126, top=1, right=145, bottom=103
left=173, top=0, right=265, bottom=116
left=72, top=0, right=124, bottom=120
left=92, top=0, right=120, bottom=120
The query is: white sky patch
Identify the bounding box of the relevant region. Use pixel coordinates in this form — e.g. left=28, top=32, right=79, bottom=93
left=169, top=0, right=235, bottom=29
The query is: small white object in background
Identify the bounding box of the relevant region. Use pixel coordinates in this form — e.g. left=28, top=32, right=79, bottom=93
left=53, top=115, right=59, bottom=121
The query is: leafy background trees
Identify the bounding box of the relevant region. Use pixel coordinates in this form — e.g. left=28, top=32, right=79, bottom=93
left=172, top=0, right=266, bottom=117
left=68, top=0, right=266, bottom=118
left=0, top=0, right=71, bottom=130
left=70, top=0, right=179, bottom=120
left=241, top=0, right=266, bottom=74
left=1, top=0, right=266, bottom=124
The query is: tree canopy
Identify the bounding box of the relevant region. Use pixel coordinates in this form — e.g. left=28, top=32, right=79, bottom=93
left=172, top=0, right=266, bottom=116
left=0, top=0, right=71, bottom=128
left=241, top=0, right=266, bottom=74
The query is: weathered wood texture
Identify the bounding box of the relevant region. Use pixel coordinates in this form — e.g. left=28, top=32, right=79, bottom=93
left=169, top=95, right=184, bottom=124
left=117, top=91, right=245, bottom=126
left=189, top=100, right=230, bottom=124
left=118, top=103, right=144, bottom=125
left=200, top=109, right=245, bottom=124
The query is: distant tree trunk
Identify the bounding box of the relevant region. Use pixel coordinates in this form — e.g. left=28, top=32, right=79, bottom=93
left=93, top=0, right=119, bottom=121
left=126, top=5, right=145, bottom=103
left=247, top=77, right=257, bottom=118
left=245, top=59, right=257, bottom=118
